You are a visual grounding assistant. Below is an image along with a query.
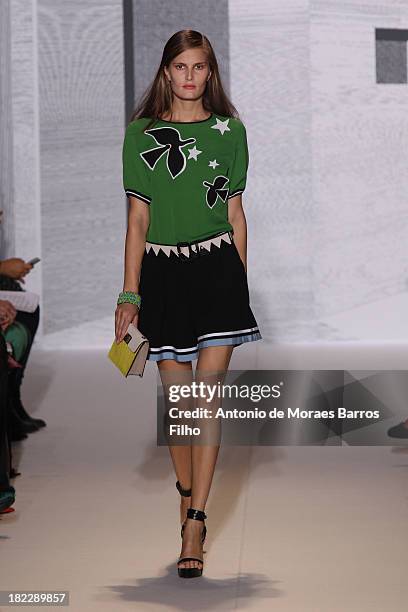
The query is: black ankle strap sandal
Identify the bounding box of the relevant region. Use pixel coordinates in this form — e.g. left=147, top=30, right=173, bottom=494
left=186, top=508, right=206, bottom=521
left=177, top=481, right=206, bottom=543
left=181, top=507, right=207, bottom=544
left=178, top=507, right=207, bottom=579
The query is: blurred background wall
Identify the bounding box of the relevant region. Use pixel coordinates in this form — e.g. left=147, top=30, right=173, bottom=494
left=1, top=0, right=408, bottom=348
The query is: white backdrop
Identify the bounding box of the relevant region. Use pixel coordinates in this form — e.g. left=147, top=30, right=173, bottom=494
left=2, top=0, right=408, bottom=349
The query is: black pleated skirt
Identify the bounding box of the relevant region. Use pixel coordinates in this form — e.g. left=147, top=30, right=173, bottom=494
left=137, top=236, right=262, bottom=362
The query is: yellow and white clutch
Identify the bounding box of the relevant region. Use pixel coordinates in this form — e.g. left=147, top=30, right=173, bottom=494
left=108, top=322, right=149, bottom=377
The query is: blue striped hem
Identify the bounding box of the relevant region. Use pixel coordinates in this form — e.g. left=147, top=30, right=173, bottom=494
left=147, top=331, right=262, bottom=363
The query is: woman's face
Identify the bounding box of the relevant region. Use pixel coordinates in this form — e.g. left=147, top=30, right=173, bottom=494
left=164, top=48, right=211, bottom=101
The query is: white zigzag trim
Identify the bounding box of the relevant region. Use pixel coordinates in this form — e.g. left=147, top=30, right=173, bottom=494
left=145, top=232, right=232, bottom=258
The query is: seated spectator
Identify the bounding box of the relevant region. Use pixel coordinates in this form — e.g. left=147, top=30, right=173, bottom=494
left=0, top=211, right=44, bottom=497
left=0, top=208, right=46, bottom=440
left=0, top=267, right=46, bottom=439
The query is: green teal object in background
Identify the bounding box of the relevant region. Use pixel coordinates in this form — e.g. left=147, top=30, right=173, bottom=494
left=1, top=321, right=29, bottom=362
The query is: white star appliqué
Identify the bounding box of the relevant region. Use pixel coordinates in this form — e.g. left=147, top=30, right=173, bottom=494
left=211, top=118, right=230, bottom=135
left=187, top=146, right=202, bottom=161
left=209, top=159, right=219, bottom=169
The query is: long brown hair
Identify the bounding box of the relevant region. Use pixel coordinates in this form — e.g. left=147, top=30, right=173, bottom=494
left=129, top=30, right=239, bottom=131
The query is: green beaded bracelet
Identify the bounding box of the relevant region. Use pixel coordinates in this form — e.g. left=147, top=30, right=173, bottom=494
left=117, top=291, right=141, bottom=309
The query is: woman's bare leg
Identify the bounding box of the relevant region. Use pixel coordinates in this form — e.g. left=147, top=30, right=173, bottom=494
left=157, top=359, right=194, bottom=525
left=178, top=345, right=234, bottom=570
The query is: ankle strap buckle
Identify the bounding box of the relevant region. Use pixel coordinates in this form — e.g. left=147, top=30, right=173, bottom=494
left=187, top=508, right=207, bottom=521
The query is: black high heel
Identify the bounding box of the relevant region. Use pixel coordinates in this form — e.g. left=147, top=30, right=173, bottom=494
left=176, top=481, right=206, bottom=544
left=177, top=508, right=207, bottom=579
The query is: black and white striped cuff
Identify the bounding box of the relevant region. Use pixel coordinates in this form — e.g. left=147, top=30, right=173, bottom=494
left=125, top=189, right=152, bottom=205
left=227, top=188, right=245, bottom=199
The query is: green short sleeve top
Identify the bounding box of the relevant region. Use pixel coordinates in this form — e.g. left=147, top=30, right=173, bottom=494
left=122, top=113, right=249, bottom=245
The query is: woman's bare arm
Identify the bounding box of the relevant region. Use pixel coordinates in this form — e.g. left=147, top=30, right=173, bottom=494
left=123, top=197, right=150, bottom=291
left=115, top=197, right=150, bottom=342
left=228, top=195, right=247, bottom=273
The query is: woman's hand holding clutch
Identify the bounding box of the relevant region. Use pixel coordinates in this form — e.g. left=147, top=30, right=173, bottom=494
left=115, top=303, right=139, bottom=344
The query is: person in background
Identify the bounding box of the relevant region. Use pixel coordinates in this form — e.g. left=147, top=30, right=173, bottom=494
left=0, top=210, right=46, bottom=438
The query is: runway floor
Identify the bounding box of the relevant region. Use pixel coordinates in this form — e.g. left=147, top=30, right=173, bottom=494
left=1, top=346, right=408, bottom=611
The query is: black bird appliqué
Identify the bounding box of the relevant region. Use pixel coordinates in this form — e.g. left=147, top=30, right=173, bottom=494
left=140, top=127, right=196, bottom=179
left=202, top=175, right=230, bottom=209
